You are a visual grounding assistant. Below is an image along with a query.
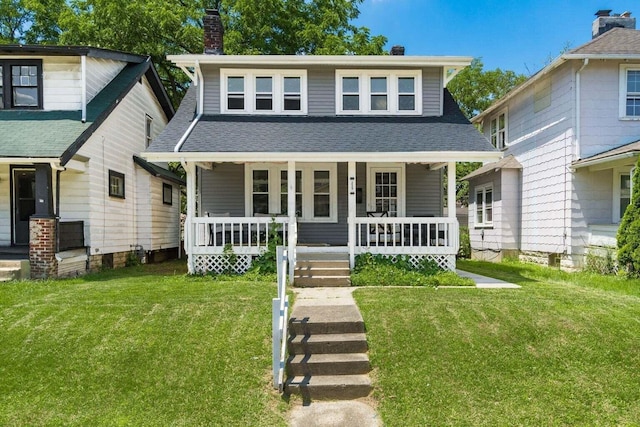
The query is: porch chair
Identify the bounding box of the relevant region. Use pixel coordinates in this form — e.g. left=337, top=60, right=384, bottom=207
left=366, top=211, right=400, bottom=246
left=205, top=212, right=230, bottom=246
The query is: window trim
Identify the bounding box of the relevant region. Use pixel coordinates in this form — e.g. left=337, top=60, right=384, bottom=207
left=474, top=184, right=493, bottom=228
left=162, top=182, right=173, bottom=205
left=0, top=59, right=43, bottom=110
left=244, top=163, right=338, bottom=222
left=108, top=170, right=125, bottom=199
left=620, top=64, right=640, bottom=119
left=335, top=70, right=422, bottom=115
left=613, top=168, right=632, bottom=223
left=220, top=69, right=307, bottom=114
left=489, top=110, right=508, bottom=150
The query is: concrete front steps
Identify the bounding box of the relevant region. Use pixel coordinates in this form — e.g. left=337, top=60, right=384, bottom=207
left=294, top=252, right=351, bottom=288
left=285, top=304, right=372, bottom=401
left=0, top=260, right=29, bottom=281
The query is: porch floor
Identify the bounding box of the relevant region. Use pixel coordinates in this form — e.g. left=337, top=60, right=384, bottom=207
left=0, top=246, right=29, bottom=260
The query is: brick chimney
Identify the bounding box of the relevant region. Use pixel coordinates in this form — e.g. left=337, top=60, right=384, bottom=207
left=203, top=9, right=224, bottom=54
left=390, top=45, right=405, bottom=56
left=592, top=10, right=636, bottom=38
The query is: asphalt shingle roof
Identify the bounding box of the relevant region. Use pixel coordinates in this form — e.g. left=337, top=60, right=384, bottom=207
left=572, top=139, right=640, bottom=167
left=461, top=155, right=522, bottom=180
left=570, top=28, right=640, bottom=55
left=133, top=155, right=185, bottom=185
left=149, top=88, right=496, bottom=154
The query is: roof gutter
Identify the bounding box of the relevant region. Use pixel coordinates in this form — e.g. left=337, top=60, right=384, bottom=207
left=575, top=58, right=589, bottom=160
left=174, top=60, right=203, bottom=153
left=571, top=151, right=639, bottom=170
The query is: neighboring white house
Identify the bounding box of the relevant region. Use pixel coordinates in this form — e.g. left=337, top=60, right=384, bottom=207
left=466, top=10, right=640, bottom=268
left=145, top=9, right=500, bottom=278
left=0, top=45, right=183, bottom=279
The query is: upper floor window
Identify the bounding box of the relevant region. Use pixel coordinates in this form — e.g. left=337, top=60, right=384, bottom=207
left=490, top=111, right=507, bottom=150
left=108, top=170, right=125, bottom=199
left=335, top=70, right=422, bottom=115
left=145, top=114, right=153, bottom=148
left=475, top=184, right=493, bottom=227
left=0, top=60, right=42, bottom=110
left=221, top=69, right=307, bottom=114
left=620, top=65, right=640, bottom=119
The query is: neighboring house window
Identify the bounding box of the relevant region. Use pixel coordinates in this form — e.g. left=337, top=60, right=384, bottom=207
left=619, top=65, right=640, bottom=118
left=221, top=69, right=307, bottom=114
left=145, top=115, right=153, bottom=148
left=245, top=163, right=337, bottom=222
left=0, top=60, right=42, bottom=109
left=475, top=185, right=493, bottom=227
left=163, top=183, right=172, bottom=205
left=109, top=170, right=125, bottom=199
left=490, top=111, right=507, bottom=149
left=614, top=172, right=632, bottom=222
left=336, top=70, right=422, bottom=114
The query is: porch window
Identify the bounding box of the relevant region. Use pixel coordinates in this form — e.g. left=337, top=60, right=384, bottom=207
left=109, top=170, right=125, bottom=199
left=336, top=70, right=422, bottom=114
left=221, top=69, right=307, bottom=114
left=475, top=185, right=493, bottom=227
left=255, top=76, right=273, bottom=111
left=245, top=163, right=337, bottom=222
left=490, top=111, right=507, bottom=149
left=280, top=170, right=302, bottom=216
left=227, top=76, right=245, bottom=110
left=252, top=170, right=269, bottom=214
left=0, top=60, right=42, bottom=109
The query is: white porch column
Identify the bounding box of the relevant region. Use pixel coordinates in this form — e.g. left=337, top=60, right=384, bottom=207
left=447, top=161, right=456, bottom=219
left=287, top=160, right=296, bottom=282
left=348, top=161, right=356, bottom=269
left=184, top=161, right=197, bottom=274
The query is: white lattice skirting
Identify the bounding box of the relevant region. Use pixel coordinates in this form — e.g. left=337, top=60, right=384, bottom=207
left=193, top=254, right=253, bottom=274
left=383, top=254, right=455, bottom=271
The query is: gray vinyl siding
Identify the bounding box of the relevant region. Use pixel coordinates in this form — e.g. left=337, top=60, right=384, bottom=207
left=199, top=163, right=245, bottom=216
left=308, top=67, right=335, bottom=115
left=422, top=67, right=442, bottom=116
left=406, top=164, right=442, bottom=216
left=202, top=66, right=220, bottom=114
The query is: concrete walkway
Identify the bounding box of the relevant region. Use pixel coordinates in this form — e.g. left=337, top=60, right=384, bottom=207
left=456, top=270, right=521, bottom=289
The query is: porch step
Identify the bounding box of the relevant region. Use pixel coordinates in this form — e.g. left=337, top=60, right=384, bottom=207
left=284, top=374, right=372, bottom=400
left=288, top=333, right=368, bottom=355
left=294, top=253, right=351, bottom=287
left=287, top=353, right=371, bottom=376
left=0, top=260, right=28, bottom=281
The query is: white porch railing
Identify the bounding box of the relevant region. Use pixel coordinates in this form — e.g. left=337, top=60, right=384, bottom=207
left=353, top=217, right=460, bottom=255
left=273, top=246, right=289, bottom=391
left=190, top=216, right=289, bottom=255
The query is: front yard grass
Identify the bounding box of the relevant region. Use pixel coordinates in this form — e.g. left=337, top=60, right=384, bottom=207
left=355, top=259, right=640, bottom=425
left=0, top=261, right=286, bottom=426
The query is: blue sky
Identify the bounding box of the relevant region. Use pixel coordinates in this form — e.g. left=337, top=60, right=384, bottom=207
left=354, top=0, right=637, bottom=76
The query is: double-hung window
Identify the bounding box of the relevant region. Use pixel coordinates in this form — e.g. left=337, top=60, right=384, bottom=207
left=221, top=69, right=307, bottom=114
left=620, top=65, right=640, bottom=118
left=109, top=170, right=125, bottom=199
left=336, top=70, right=421, bottom=114
left=246, top=163, right=337, bottom=222
left=490, top=111, right=507, bottom=149
left=475, top=185, right=493, bottom=227
left=0, top=60, right=42, bottom=109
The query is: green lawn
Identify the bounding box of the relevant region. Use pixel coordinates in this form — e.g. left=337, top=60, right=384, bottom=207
left=355, top=260, right=640, bottom=426
left=0, top=261, right=286, bottom=426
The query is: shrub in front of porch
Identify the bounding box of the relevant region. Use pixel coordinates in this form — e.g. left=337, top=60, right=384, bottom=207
left=351, top=253, right=474, bottom=287
left=617, top=156, right=640, bottom=278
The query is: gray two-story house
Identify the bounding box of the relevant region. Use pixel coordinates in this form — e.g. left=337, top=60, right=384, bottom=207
left=145, top=9, right=499, bottom=278
left=467, top=10, right=640, bottom=269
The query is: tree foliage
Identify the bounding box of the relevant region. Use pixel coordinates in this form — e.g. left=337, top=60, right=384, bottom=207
left=617, top=159, right=640, bottom=277
left=448, top=58, right=527, bottom=119
left=3, top=0, right=386, bottom=106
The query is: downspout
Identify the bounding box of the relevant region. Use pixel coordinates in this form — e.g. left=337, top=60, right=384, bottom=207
left=575, top=58, right=589, bottom=161
left=174, top=60, right=203, bottom=153
left=81, top=55, right=87, bottom=123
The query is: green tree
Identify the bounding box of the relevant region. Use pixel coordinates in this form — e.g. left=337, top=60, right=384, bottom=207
left=448, top=58, right=527, bottom=119
left=617, top=159, right=640, bottom=277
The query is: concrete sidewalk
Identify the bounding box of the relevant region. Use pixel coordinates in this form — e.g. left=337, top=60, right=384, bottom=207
left=456, top=270, right=521, bottom=289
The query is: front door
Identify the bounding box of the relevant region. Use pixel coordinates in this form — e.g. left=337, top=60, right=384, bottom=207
left=13, top=168, right=36, bottom=245
left=368, top=166, right=404, bottom=217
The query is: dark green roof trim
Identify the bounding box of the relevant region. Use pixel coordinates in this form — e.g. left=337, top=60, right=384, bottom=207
left=133, top=155, right=185, bottom=185
left=0, top=45, right=147, bottom=63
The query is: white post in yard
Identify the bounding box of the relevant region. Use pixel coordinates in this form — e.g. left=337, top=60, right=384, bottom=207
left=184, top=161, right=197, bottom=274
left=348, top=161, right=356, bottom=269
left=447, top=161, right=456, bottom=219
left=287, top=160, right=296, bottom=282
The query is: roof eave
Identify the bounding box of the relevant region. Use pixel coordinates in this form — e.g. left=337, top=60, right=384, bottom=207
left=168, top=54, right=473, bottom=69
left=0, top=45, right=147, bottom=63
left=572, top=151, right=640, bottom=169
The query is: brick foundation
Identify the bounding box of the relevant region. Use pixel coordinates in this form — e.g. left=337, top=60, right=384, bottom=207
left=29, top=217, right=58, bottom=279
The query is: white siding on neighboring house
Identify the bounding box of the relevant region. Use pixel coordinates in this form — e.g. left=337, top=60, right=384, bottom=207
left=58, top=170, right=91, bottom=244
left=135, top=170, right=152, bottom=251
left=501, top=168, right=521, bottom=250
left=42, top=56, right=82, bottom=111
left=0, top=165, right=10, bottom=246
left=469, top=172, right=502, bottom=258
left=75, top=76, right=169, bottom=256
left=86, top=57, right=126, bottom=103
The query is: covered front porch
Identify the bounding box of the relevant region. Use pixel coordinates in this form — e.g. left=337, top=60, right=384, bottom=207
left=181, top=158, right=470, bottom=277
